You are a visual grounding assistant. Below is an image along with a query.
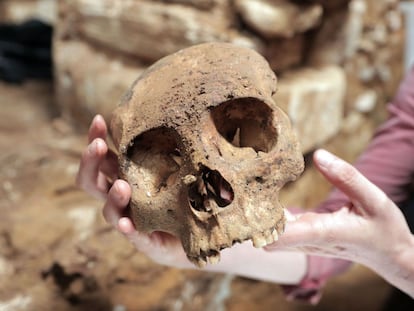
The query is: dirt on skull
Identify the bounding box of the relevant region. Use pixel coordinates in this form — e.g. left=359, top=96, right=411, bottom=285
left=110, top=42, right=304, bottom=267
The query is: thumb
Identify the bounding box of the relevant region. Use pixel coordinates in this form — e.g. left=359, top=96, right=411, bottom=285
left=266, top=212, right=329, bottom=250
left=313, top=149, right=387, bottom=216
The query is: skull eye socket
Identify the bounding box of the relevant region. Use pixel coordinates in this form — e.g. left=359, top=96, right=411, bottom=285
left=211, top=98, right=277, bottom=153
left=126, top=127, right=182, bottom=195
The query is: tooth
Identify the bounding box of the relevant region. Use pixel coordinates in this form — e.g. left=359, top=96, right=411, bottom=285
left=265, top=231, right=274, bottom=245
left=271, top=229, right=279, bottom=242
left=208, top=253, right=221, bottom=265
left=252, top=235, right=267, bottom=248
left=196, top=257, right=207, bottom=268
left=188, top=255, right=207, bottom=268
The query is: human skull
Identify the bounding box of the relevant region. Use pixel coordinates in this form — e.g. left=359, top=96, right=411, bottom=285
left=111, top=42, right=304, bottom=267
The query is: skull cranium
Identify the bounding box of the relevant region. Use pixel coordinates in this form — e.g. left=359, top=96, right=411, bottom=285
left=111, top=42, right=304, bottom=267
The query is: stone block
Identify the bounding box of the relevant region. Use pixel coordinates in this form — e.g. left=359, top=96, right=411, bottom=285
left=265, top=35, right=305, bottom=73
left=60, top=0, right=263, bottom=63
left=54, top=39, right=146, bottom=127
left=235, top=0, right=322, bottom=39
left=276, top=66, right=346, bottom=153
left=0, top=0, right=56, bottom=24
left=307, top=0, right=365, bottom=66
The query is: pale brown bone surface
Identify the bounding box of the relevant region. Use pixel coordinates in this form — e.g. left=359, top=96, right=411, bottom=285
left=111, top=42, right=304, bottom=267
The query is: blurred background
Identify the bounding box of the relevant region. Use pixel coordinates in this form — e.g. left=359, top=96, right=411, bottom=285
left=0, top=0, right=413, bottom=310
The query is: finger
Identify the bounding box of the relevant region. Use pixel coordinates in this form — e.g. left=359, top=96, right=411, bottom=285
left=122, top=230, right=154, bottom=251
left=102, top=179, right=131, bottom=227
left=130, top=231, right=189, bottom=267
left=100, top=149, right=119, bottom=182
left=266, top=212, right=328, bottom=250
left=88, top=115, right=107, bottom=143
left=313, top=149, right=387, bottom=216
left=267, top=206, right=357, bottom=251
left=88, top=115, right=119, bottom=181
left=118, top=217, right=136, bottom=234
left=77, top=138, right=109, bottom=200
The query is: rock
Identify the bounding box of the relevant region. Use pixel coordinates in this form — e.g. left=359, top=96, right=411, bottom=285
left=276, top=66, right=346, bottom=153
left=307, top=0, right=366, bottom=65
left=354, top=89, right=378, bottom=113
left=0, top=0, right=56, bottom=24
left=234, top=0, right=323, bottom=39
left=309, top=0, right=351, bottom=11
left=54, top=39, right=146, bottom=127
left=59, top=0, right=263, bottom=63
left=265, top=35, right=305, bottom=72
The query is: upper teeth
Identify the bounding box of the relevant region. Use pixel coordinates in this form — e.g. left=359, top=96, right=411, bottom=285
left=191, top=227, right=280, bottom=267
left=252, top=228, right=279, bottom=248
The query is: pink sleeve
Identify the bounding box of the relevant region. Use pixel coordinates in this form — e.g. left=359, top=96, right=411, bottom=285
left=285, top=66, right=414, bottom=303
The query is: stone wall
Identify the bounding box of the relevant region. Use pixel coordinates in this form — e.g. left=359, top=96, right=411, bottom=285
left=54, top=0, right=405, bottom=209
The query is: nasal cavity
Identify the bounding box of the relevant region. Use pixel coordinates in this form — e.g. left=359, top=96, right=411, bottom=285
left=188, top=166, right=234, bottom=212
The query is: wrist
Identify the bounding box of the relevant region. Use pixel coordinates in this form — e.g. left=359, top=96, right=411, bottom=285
left=376, top=235, right=414, bottom=298
left=390, top=234, right=414, bottom=271
left=394, top=235, right=414, bottom=276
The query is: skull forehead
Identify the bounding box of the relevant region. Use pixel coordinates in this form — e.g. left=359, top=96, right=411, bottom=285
left=111, top=42, right=277, bottom=150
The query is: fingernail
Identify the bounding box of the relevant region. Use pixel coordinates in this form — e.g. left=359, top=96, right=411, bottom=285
left=315, top=149, right=335, bottom=168
left=92, top=114, right=103, bottom=124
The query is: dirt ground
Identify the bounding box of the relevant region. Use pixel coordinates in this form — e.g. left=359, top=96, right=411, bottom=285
left=0, top=80, right=401, bottom=310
